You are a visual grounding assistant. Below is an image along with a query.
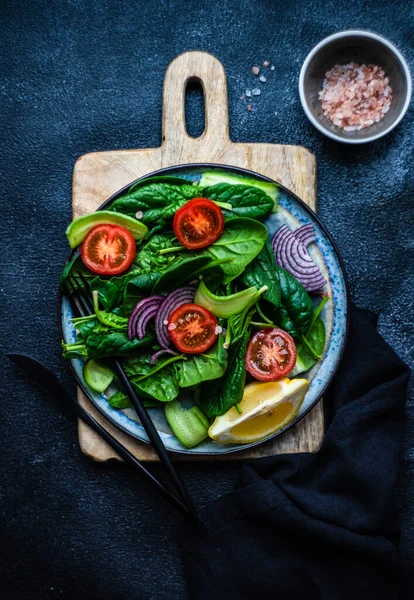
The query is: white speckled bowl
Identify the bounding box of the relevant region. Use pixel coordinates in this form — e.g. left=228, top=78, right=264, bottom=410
left=59, top=164, right=349, bottom=455
left=299, top=30, right=412, bottom=144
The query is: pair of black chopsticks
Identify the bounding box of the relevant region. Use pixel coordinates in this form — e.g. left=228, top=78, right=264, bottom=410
left=10, top=271, right=202, bottom=527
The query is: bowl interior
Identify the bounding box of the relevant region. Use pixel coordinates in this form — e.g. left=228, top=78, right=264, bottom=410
left=303, top=34, right=410, bottom=141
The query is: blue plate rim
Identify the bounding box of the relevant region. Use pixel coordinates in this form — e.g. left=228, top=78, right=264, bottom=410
left=57, top=162, right=350, bottom=455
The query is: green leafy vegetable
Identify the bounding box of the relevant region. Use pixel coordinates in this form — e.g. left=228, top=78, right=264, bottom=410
left=178, top=336, right=227, bottom=387
left=108, top=389, right=162, bottom=409
left=152, top=255, right=212, bottom=294
left=200, top=328, right=250, bottom=418
left=202, top=183, right=274, bottom=220
left=109, top=182, right=202, bottom=225
left=203, top=217, right=267, bottom=284
left=199, top=171, right=279, bottom=210
left=272, top=266, right=314, bottom=337
left=242, top=240, right=281, bottom=310
left=93, top=291, right=129, bottom=330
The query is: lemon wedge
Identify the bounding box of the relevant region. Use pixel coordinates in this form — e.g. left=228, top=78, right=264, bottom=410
left=208, top=378, right=309, bottom=444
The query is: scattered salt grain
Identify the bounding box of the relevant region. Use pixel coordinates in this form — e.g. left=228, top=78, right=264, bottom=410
left=263, top=60, right=270, bottom=67
left=168, top=323, right=177, bottom=331
left=245, top=89, right=252, bottom=97
left=252, top=66, right=260, bottom=75
left=135, top=211, right=143, bottom=219
left=240, top=94, right=245, bottom=100
left=270, top=65, right=275, bottom=71
left=259, top=75, right=266, bottom=83
left=319, top=62, right=393, bottom=131
left=215, top=325, right=223, bottom=335
left=252, top=88, right=261, bottom=96
left=163, top=320, right=168, bottom=326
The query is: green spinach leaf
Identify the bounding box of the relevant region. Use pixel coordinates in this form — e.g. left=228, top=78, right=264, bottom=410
left=200, top=329, right=250, bottom=418
left=204, top=218, right=267, bottom=284
left=242, top=240, right=281, bottom=309
left=153, top=255, right=212, bottom=293
left=178, top=336, right=227, bottom=388
left=272, top=266, right=313, bottom=337
left=109, top=182, right=202, bottom=225
left=202, top=183, right=274, bottom=220
left=291, top=317, right=326, bottom=376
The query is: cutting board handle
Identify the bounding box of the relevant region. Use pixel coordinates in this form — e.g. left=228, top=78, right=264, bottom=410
left=162, top=51, right=230, bottom=156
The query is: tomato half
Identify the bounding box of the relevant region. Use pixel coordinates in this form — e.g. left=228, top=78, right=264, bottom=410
left=173, top=198, right=224, bottom=249
left=168, top=303, right=218, bottom=354
left=245, top=328, right=296, bottom=381
left=81, top=224, right=136, bottom=275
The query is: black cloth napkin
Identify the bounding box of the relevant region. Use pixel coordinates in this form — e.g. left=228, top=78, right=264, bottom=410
left=180, top=306, right=410, bottom=600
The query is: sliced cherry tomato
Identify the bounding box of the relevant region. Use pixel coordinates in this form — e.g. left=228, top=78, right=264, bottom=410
left=173, top=198, right=224, bottom=249
left=168, top=303, right=218, bottom=354
left=245, top=328, right=296, bottom=381
left=81, top=224, right=136, bottom=275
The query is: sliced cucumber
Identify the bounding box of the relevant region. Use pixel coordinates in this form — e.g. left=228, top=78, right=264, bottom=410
left=165, top=401, right=209, bottom=449
left=199, top=171, right=279, bottom=208
left=194, top=279, right=258, bottom=318
left=66, top=210, right=148, bottom=248
left=83, top=359, right=114, bottom=394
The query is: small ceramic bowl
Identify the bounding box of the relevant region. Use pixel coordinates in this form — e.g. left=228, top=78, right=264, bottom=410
left=299, top=30, right=412, bottom=144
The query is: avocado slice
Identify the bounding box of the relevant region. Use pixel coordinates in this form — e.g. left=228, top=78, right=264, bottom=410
left=199, top=170, right=279, bottom=210
left=66, top=210, right=148, bottom=248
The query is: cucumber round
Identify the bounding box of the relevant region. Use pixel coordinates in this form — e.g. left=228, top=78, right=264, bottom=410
left=66, top=210, right=148, bottom=248
left=165, top=401, right=209, bottom=449
left=83, top=359, right=114, bottom=394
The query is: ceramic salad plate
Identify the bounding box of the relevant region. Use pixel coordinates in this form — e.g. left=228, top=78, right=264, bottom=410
left=59, top=164, right=349, bottom=455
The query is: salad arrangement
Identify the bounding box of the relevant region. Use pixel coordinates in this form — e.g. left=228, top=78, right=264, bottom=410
left=61, top=171, right=330, bottom=448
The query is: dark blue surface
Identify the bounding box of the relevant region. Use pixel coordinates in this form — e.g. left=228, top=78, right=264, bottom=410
left=1, top=1, right=412, bottom=598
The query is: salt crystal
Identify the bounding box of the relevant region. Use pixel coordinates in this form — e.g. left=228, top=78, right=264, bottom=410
left=245, top=89, right=252, bottom=97
left=252, top=66, right=260, bottom=75
left=240, top=94, right=245, bottom=100
left=259, top=75, right=266, bottom=83
left=263, top=60, right=270, bottom=67
left=135, top=211, right=143, bottom=219
left=252, top=88, right=261, bottom=96
left=270, top=65, right=275, bottom=70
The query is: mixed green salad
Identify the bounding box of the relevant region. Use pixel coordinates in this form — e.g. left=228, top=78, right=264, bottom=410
left=61, top=171, right=330, bottom=448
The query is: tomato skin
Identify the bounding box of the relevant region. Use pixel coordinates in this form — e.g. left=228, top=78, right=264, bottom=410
left=168, top=303, right=218, bottom=354
left=245, top=328, right=296, bottom=381
left=81, top=224, right=136, bottom=275
left=173, top=198, right=224, bottom=249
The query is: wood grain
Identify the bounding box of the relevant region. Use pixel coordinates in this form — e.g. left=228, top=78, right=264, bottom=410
left=72, top=51, right=323, bottom=462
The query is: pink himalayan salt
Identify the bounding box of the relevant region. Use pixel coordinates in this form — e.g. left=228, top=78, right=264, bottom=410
left=319, top=62, right=393, bottom=131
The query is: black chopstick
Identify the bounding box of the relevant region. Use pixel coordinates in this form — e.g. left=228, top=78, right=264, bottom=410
left=64, top=271, right=203, bottom=527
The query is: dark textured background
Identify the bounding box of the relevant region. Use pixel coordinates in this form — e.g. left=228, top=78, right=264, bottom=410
left=1, top=0, right=412, bottom=598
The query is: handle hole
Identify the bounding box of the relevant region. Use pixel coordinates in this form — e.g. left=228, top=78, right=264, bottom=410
left=185, top=77, right=205, bottom=139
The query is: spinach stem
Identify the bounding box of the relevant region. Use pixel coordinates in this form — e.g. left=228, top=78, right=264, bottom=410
left=251, top=321, right=276, bottom=328
left=235, top=404, right=242, bottom=414
left=256, top=301, right=273, bottom=324
left=70, top=315, right=96, bottom=324
left=224, top=325, right=232, bottom=349
left=158, top=246, right=185, bottom=255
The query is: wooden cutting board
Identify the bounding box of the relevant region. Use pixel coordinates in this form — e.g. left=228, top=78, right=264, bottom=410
left=72, top=51, right=322, bottom=462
